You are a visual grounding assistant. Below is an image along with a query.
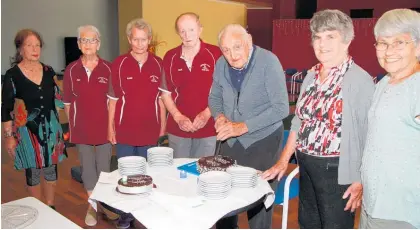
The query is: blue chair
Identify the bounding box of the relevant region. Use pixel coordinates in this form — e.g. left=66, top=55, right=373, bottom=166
left=274, top=129, right=300, bottom=229
left=301, top=69, right=308, bottom=78
left=285, top=68, right=298, bottom=76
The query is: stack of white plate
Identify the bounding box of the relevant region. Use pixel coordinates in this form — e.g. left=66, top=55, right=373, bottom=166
left=2, top=205, right=38, bottom=229
left=147, top=147, right=174, bottom=167
left=198, top=171, right=232, bottom=200
left=118, top=156, right=146, bottom=176
left=226, top=166, right=258, bottom=188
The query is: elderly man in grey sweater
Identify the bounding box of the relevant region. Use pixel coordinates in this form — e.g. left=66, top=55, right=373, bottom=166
left=208, top=24, right=289, bottom=229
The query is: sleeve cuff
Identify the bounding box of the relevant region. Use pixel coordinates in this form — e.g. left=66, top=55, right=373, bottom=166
left=63, top=102, right=71, bottom=105
left=107, top=94, right=119, bottom=100
left=244, top=120, right=256, bottom=134
left=158, top=87, right=171, bottom=94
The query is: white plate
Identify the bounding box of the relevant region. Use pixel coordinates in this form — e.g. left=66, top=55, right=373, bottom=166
left=118, top=156, right=146, bottom=163
left=118, top=163, right=146, bottom=166
left=119, top=171, right=146, bottom=175
left=227, top=166, right=257, bottom=174
left=148, top=158, right=173, bottom=161
left=149, top=164, right=173, bottom=167
left=147, top=147, right=174, bottom=156
left=119, top=167, right=146, bottom=170
left=118, top=160, right=147, bottom=163
left=119, top=165, right=146, bottom=168
left=232, top=178, right=257, bottom=182
left=149, top=162, right=173, bottom=164
left=232, top=181, right=256, bottom=184
left=119, top=170, right=146, bottom=173
left=148, top=157, right=173, bottom=160
left=148, top=159, right=173, bottom=163
left=198, top=171, right=232, bottom=184
left=1, top=205, right=39, bottom=229
left=198, top=184, right=232, bottom=191
left=199, top=182, right=231, bottom=187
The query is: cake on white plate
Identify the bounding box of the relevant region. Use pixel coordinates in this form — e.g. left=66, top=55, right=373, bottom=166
left=117, top=174, right=153, bottom=194
left=197, top=155, right=236, bottom=174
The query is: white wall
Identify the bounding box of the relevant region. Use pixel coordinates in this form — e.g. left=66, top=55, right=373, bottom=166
left=1, top=0, right=119, bottom=74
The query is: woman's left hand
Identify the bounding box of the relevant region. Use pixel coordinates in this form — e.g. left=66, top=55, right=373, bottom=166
left=343, top=182, right=363, bottom=212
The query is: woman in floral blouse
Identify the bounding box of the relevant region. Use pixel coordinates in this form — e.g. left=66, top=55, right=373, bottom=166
left=263, top=10, right=375, bottom=228
left=1, top=29, right=66, bottom=209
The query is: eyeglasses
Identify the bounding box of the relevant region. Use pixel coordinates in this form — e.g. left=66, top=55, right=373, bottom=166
left=374, top=39, right=416, bottom=51
left=78, top=38, right=99, bottom=44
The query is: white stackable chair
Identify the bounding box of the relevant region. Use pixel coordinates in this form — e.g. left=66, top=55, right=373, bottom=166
left=280, top=166, right=300, bottom=229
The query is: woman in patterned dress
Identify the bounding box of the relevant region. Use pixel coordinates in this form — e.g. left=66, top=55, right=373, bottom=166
left=1, top=29, right=66, bottom=209
left=263, top=10, right=375, bottom=228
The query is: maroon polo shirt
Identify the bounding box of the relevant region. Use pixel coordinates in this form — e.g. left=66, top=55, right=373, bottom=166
left=111, top=52, right=163, bottom=146
left=63, top=57, right=112, bottom=145
left=160, top=41, right=222, bottom=138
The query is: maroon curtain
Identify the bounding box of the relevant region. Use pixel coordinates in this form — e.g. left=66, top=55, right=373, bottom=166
left=272, top=18, right=383, bottom=76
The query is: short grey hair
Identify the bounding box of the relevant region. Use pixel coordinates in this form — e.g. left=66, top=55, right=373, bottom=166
left=126, top=18, right=152, bottom=38
left=77, top=25, right=101, bottom=40
left=310, top=9, right=354, bottom=43
left=374, top=9, right=420, bottom=47
left=218, top=24, right=249, bottom=46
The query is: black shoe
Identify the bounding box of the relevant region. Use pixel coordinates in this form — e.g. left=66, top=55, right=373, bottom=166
left=115, top=218, right=131, bottom=229
left=49, top=205, right=56, bottom=210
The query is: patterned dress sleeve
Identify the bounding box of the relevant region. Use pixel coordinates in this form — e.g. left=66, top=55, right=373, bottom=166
left=1, top=70, right=16, bottom=122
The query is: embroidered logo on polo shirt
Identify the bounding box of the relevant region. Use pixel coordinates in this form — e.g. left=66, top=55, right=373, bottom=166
left=150, top=75, right=158, bottom=83
left=76, top=79, right=81, bottom=82
left=127, top=77, right=133, bottom=80
left=98, top=77, right=107, bottom=84
left=201, top=64, right=210, bottom=72
left=178, top=68, right=183, bottom=72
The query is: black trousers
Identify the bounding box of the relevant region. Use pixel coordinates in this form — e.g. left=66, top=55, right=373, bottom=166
left=296, top=151, right=355, bottom=229
left=216, top=126, right=283, bottom=229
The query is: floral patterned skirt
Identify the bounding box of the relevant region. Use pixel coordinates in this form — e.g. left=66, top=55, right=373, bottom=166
left=13, top=99, right=67, bottom=170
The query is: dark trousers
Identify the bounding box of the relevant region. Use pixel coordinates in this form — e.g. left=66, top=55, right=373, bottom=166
left=116, top=144, right=154, bottom=160
left=296, top=151, right=355, bottom=229
left=216, top=126, right=283, bottom=229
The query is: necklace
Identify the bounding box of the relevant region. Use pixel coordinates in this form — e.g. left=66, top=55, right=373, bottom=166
left=21, top=63, right=40, bottom=72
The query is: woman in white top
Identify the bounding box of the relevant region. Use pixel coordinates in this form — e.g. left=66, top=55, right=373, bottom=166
left=360, top=8, right=420, bottom=229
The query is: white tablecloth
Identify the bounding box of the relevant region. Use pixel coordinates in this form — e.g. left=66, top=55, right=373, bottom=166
left=88, top=158, right=275, bottom=229
left=2, top=197, right=81, bottom=229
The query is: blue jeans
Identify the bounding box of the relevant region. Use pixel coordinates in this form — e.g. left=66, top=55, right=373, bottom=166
left=116, top=144, right=155, bottom=160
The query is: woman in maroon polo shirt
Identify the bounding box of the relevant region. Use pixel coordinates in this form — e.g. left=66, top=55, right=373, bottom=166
left=108, top=18, right=166, bottom=160
left=63, top=25, right=113, bottom=227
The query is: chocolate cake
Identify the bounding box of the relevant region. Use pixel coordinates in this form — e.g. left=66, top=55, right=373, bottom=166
left=197, top=156, right=236, bottom=174
left=117, top=175, right=153, bottom=194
